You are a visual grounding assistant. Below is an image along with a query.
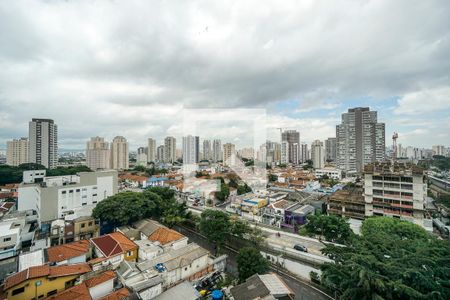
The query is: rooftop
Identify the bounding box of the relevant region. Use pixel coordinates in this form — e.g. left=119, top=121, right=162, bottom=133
left=154, top=281, right=200, bottom=300
left=148, top=227, right=185, bottom=245
left=91, top=232, right=137, bottom=258
left=364, top=161, right=424, bottom=176
left=47, top=240, right=90, bottom=263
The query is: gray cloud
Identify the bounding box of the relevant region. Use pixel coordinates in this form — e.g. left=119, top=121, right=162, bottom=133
left=0, top=0, right=449, bottom=149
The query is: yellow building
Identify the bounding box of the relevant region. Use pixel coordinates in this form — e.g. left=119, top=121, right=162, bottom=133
left=3, top=263, right=91, bottom=300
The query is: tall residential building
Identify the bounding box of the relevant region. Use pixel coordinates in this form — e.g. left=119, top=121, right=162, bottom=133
left=110, top=136, right=129, bottom=170
left=147, top=138, right=156, bottom=163
left=6, top=138, right=29, bottom=166
left=157, top=145, right=165, bottom=162
left=238, top=148, right=255, bottom=160
left=336, top=107, right=385, bottom=173
left=86, top=137, right=110, bottom=170
left=203, top=140, right=212, bottom=161
left=325, top=137, right=337, bottom=162
left=281, top=130, right=300, bottom=164
left=182, top=135, right=199, bottom=165
left=364, top=162, right=427, bottom=229
left=311, top=140, right=325, bottom=169
left=164, top=137, right=176, bottom=163
left=432, top=145, right=445, bottom=156
left=137, top=147, right=147, bottom=166
left=29, top=118, right=58, bottom=169
left=300, top=143, right=309, bottom=163
left=212, top=139, right=222, bottom=162
left=223, top=143, right=236, bottom=166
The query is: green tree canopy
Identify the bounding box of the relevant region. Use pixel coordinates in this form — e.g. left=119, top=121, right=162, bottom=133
left=237, top=184, right=252, bottom=195
left=320, top=217, right=450, bottom=300
left=199, top=210, right=230, bottom=248
left=303, top=214, right=354, bottom=244
left=237, top=247, right=269, bottom=282
left=215, top=183, right=230, bottom=202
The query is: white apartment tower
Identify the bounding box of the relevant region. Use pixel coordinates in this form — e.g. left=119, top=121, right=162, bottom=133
left=29, top=118, right=58, bottom=169
left=6, top=138, right=29, bottom=166
left=311, top=140, right=325, bottom=169
left=164, top=136, right=177, bottom=163
left=203, top=140, right=212, bottom=161
left=157, top=145, right=165, bottom=162
left=212, top=139, right=222, bottom=162
left=223, top=143, right=236, bottom=166
left=110, top=136, right=129, bottom=170
left=432, top=145, right=445, bottom=156
left=325, top=137, right=337, bottom=162
left=147, top=138, right=156, bottom=163
left=86, top=137, right=110, bottom=170
left=137, top=147, right=148, bottom=166
left=336, top=107, right=385, bottom=173
left=281, top=130, right=300, bottom=165
left=300, top=143, right=309, bottom=163
left=182, top=135, right=199, bottom=165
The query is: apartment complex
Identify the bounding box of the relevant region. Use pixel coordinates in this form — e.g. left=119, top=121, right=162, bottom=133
left=281, top=130, right=300, bottom=164
left=336, top=107, right=385, bottom=173
left=110, top=136, right=129, bottom=170
left=325, top=137, right=337, bottom=162
left=364, top=162, right=426, bottom=228
left=203, top=139, right=212, bottom=161
left=29, top=118, right=58, bottom=169
left=147, top=138, right=156, bottom=162
left=212, top=139, right=222, bottom=162
left=223, top=143, right=236, bottom=166
left=327, top=188, right=365, bottom=220
left=6, top=137, right=29, bottom=166
left=86, top=136, right=110, bottom=170
left=432, top=145, right=445, bottom=156
left=157, top=145, right=165, bottom=162
left=182, top=135, right=199, bottom=165
left=18, top=170, right=118, bottom=227
left=164, top=136, right=176, bottom=163
left=311, top=140, right=325, bottom=169
left=300, top=143, right=309, bottom=163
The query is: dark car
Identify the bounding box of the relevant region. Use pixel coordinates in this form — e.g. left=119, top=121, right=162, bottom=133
left=293, top=244, right=308, bottom=252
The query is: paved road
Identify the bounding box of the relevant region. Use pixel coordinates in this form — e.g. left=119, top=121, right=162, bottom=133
left=174, top=225, right=333, bottom=300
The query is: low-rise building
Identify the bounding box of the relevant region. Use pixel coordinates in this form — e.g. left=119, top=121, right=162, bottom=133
left=18, top=170, right=118, bottom=228
left=314, top=167, right=342, bottom=180
left=230, top=273, right=295, bottom=300
left=47, top=240, right=91, bottom=265
left=90, top=232, right=138, bottom=269
left=327, top=188, right=365, bottom=220
left=2, top=263, right=91, bottom=300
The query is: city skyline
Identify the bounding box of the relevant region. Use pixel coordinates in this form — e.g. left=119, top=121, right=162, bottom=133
left=0, top=1, right=449, bottom=150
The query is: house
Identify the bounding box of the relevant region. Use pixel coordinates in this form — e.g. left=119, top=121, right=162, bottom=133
left=0, top=211, right=34, bottom=260
left=145, top=177, right=169, bottom=188
left=230, top=273, right=295, bottom=300
left=46, top=216, right=100, bottom=247
left=73, top=216, right=100, bottom=241
left=148, top=227, right=188, bottom=250
left=47, top=240, right=91, bottom=265
left=90, top=232, right=138, bottom=269
left=119, top=174, right=149, bottom=188
left=117, top=260, right=164, bottom=299
left=2, top=263, right=91, bottom=300
left=132, top=219, right=162, bottom=240
left=49, top=270, right=129, bottom=300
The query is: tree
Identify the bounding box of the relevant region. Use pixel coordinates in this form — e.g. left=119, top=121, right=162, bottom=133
left=303, top=214, right=354, bottom=244
left=199, top=210, right=231, bottom=251
left=268, top=174, right=278, bottom=182
left=237, top=184, right=252, bottom=195
left=215, top=183, right=230, bottom=202
left=133, top=165, right=146, bottom=172
left=237, top=247, right=269, bottom=282
left=320, top=217, right=450, bottom=299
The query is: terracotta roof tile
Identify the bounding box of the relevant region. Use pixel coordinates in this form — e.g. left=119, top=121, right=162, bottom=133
left=90, top=232, right=137, bottom=258
left=48, top=283, right=92, bottom=300
left=4, top=263, right=90, bottom=290
left=47, top=240, right=90, bottom=263
left=84, top=271, right=116, bottom=288
left=100, top=288, right=130, bottom=300
left=148, top=227, right=184, bottom=245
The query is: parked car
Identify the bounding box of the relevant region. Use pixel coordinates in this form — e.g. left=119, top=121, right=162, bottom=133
left=293, top=244, right=308, bottom=252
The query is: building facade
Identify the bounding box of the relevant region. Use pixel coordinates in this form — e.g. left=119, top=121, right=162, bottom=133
left=281, top=130, right=300, bottom=165
left=86, top=137, right=110, bottom=170
left=110, top=136, right=129, bottom=170
left=311, top=140, right=325, bottom=169
left=325, top=137, right=337, bottom=162
left=156, top=145, right=165, bottom=162
left=29, top=118, right=58, bottom=169
left=223, top=143, right=236, bottom=166
left=336, top=107, right=385, bottom=173
left=182, top=135, right=199, bottom=165
left=212, top=139, right=222, bottom=163
left=164, top=137, right=176, bottom=163
left=147, top=138, right=156, bottom=163
left=202, top=139, right=212, bottom=161
left=6, top=138, right=29, bottom=166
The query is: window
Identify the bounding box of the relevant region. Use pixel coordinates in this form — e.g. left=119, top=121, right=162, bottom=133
left=69, top=190, right=73, bottom=193
left=127, top=251, right=132, bottom=257
left=62, top=191, right=66, bottom=194
left=12, top=287, right=25, bottom=295
left=184, top=267, right=188, bottom=271
left=47, top=290, right=57, bottom=297
left=92, top=194, right=97, bottom=197
left=76, top=189, right=80, bottom=192
left=88, top=222, right=93, bottom=226
left=82, top=203, right=87, bottom=206
left=3, top=237, right=11, bottom=242
left=81, top=223, right=85, bottom=228
left=93, top=201, right=97, bottom=204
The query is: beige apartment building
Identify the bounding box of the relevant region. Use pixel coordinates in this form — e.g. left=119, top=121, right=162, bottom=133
left=110, top=136, right=129, bottom=170
left=6, top=138, right=29, bottom=166
left=86, top=137, right=110, bottom=170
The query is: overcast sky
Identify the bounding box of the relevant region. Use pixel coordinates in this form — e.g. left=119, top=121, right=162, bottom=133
left=0, top=0, right=449, bottom=151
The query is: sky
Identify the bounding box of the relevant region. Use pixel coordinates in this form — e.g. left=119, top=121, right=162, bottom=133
left=0, top=0, right=449, bottom=151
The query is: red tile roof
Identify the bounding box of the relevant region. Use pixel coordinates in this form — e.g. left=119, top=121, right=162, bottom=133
left=100, top=288, right=130, bottom=300
left=148, top=227, right=185, bottom=245
left=4, top=264, right=91, bottom=290
left=48, top=283, right=92, bottom=300
left=47, top=240, right=90, bottom=263
left=84, top=271, right=115, bottom=288
left=91, top=232, right=137, bottom=258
